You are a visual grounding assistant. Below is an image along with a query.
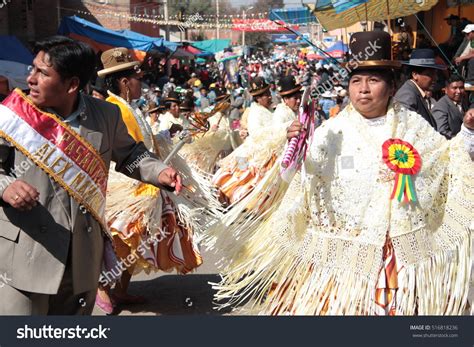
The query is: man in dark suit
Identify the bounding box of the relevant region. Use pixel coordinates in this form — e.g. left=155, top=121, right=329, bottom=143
left=0, top=36, right=182, bottom=315
left=394, top=49, right=447, bottom=128
left=432, top=75, right=468, bottom=139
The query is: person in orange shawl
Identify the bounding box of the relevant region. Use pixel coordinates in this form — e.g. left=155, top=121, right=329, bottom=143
left=95, top=48, right=202, bottom=314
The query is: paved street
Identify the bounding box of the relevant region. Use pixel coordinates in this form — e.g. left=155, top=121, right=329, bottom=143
left=92, top=246, right=234, bottom=316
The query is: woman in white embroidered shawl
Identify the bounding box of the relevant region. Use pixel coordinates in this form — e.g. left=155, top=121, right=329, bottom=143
left=213, top=31, right=474, bottom=315
left=212, top=76, right=301, bottom=206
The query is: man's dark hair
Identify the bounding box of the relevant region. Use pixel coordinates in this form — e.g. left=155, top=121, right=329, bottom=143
left=446, top=74, right=465, bottom=85
left=409, top=66, right=434, bottom=77
left=34, top=36, right=95, bottom=90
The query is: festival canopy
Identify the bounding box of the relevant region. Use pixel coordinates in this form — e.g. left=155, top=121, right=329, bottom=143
left=269, top=7, right=317, bottom=24
left=308, top=0, right=439, bottom=30
left=191, top=39, right=231, bottom=54
left=0, top=36, right=33, bottom=65
left=0, top=36, right=33, bottom=90
left=307, top=40, right=348, bottom=60
left=58, top=15, right=179, bottom=60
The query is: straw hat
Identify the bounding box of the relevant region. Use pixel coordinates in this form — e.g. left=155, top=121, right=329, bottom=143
left=97, top=47, right=140, bottom=78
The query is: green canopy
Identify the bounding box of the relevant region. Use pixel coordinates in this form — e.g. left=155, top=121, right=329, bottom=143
left=191, top=39, right=231, bottom=54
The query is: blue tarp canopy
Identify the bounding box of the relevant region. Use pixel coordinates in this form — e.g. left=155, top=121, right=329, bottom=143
left=327, top=41, right=348, bottom=54
left=271, top=33, right=311, bottom=43
left=311, top=0, right=334, bottom=11
left=191, top=39, right=231, bottom=54
left=58, top=16, right=179, bottom=53
left=269, top=7, right=317, bottom=24
left=0, top=36, right=33, bottom=65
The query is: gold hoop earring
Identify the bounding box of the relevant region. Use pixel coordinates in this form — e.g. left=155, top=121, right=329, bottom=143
left=126, top=88, right=130, bottom=103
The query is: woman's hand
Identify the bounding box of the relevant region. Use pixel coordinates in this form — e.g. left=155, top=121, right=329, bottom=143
left=287, top=120, right=303, bottom=139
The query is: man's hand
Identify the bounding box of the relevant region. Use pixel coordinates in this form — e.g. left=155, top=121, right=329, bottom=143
left=454, top=56, right=464, bottom=65
left=287, top=120, right=303, bottom=139
left=2, top=180, right=39, bottom=211
left=464, top=108, right=474, bottom=130
left=158, top=167, right=182, bottom=194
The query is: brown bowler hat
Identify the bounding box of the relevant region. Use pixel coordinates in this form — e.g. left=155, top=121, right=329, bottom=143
left=180, top=97, right=194, bottom=111
left=248, top=77, right=270, bottom=97
left=343, top=31, right=401, bottom=69
left=147, top=102, right=160, bottom=114
left=215, top=88, right=230, bottom=102
left=278, top=75, right=302, bottom=97
left=97, top=47, right=141, bottom=77
left=164, top=91, right=180, bottom=104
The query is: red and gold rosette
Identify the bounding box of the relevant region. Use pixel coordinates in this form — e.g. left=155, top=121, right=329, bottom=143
left=382, top=139, right=421, bottom=203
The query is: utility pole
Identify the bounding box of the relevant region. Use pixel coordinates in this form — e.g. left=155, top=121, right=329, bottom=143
left=242, top=6, right=253, bottom=47
left=57, top=0, right=61, bottom=28
left=164, top=0, right=170, bottom=41
left=216, top=0, right=219, bottom=39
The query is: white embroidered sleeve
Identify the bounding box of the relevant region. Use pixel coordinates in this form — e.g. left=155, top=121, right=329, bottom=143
left=458, top=125, right=474, bottom=159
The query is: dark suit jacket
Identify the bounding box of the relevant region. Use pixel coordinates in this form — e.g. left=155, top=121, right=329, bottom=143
left=432, top=94, right=468, bottom=139
left=394, top=80, right=437, bottom=128
left=0, top=94, right=168, bottom=295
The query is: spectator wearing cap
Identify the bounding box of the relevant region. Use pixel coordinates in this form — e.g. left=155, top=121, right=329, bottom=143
left=187, top=72, right=198, bottom=88
left=394, top=49, right=447, bottom=128
left=196, top=86, right=210, bottom=111
left=432, top=74, right=469, bottom=139
left=151, top=86, right=162, bottom=104
left=319, top=90, right=337, bottom=120
left=193, top=79, right=203, bottom=100
left=208, top=83, right=217, bottom=105
left=454, top=24, right=474, bottom=91
left=162, top=77, right=176, bottom=99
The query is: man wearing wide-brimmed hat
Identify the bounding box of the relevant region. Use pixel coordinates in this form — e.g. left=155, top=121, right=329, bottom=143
left=273, top=75, right=302, bottom=125
left=394, top=48, right=447, bottom=128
